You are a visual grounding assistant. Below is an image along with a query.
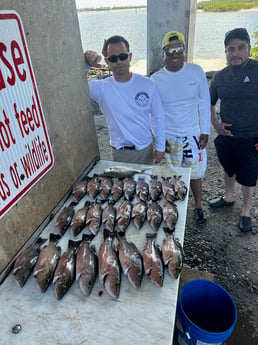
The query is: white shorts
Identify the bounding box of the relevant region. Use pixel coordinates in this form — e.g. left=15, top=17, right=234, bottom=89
left=165, top=136, right=207, bottom=179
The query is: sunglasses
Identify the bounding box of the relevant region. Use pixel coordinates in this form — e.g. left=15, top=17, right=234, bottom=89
left=164, top=46, right=184, bottom=56
left=107, top=53, right=130, bottom=63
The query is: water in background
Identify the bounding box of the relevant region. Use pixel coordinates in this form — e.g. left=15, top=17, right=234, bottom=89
left=77, top=8, right=258, bottom=63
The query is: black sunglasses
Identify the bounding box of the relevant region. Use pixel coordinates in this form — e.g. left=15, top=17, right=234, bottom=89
left=107, top=53, right=130, bottom=63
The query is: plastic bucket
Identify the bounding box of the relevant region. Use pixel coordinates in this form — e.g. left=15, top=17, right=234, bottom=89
left=175, top=279, right=237, bottom=345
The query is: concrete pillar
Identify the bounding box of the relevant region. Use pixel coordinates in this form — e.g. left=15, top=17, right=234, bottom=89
left=147, top=0, right=197, bottom=75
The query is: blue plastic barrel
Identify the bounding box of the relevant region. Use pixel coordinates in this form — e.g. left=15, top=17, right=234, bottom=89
left=175, top=279, right=237, bottom=345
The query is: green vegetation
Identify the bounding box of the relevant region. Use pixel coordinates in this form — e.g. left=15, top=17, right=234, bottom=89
left=251, top=26, right=258, bottom=59
left=197, top=0, right=258, bottom=12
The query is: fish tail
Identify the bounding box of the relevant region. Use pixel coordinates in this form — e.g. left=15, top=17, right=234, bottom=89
left=163, top=227, right=175, bottom=235
left=82, top=233, right=95, bottom=242
left=145, top=233, right=157, bottom=240
left=49, top=233, right=61, bottom=243
left=37, top=237, right=48, bottom=246
left=103, top=228, right=116, bottom=241
left=69, top=201, right=77, bottom=208
left=68, top=239, right=82, bottom=251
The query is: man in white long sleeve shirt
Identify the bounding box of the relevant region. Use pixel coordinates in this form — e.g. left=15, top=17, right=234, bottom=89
left=151, top=31, right=211, bottom=224
left=84, top=35, right=165, bottom=165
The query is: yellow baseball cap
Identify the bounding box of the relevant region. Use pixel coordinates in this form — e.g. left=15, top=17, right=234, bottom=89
left=162, top=31, right=185, bottom=49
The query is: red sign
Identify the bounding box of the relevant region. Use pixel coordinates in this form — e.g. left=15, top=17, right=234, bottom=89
left=0, top=11, right=54, bottom=219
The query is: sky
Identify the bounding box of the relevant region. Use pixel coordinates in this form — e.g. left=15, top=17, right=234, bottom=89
left=75, top=0, right=147, bottom=9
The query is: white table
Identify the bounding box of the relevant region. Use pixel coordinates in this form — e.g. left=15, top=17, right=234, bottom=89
left=0, top=160, right=191, bottom=345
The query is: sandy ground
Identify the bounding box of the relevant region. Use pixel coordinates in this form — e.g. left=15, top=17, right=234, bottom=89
left=92, top=61, right=258, bottom=344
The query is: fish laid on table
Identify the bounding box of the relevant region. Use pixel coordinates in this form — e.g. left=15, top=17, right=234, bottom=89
left=76, top=234, right=98, bottom=296
left=85, top=200, right=102, bottom=235
left=116, top=199, right=132, bottom=233
left=13, top=237, right=47, bottom=287
left=33, top=233, right=61, bottom=292
left=99, top=228, right=121, bottom=299
left=70, top=201, right=91, bottom=237
left=171, top=175, right=188, bottom=201
left=100, top=166, right=152, bottom=179
left=99, top=176, right=113, bottom=201
left=53, top=240, right=80, bottom=300
left=117, top=232, right=143, bottom=289
left=136, top=179, right=149, bottom=202
left=149, top=175, right=162, bottom=201
left=102, top=199, right=116, bottom=231
left=110, top=178, right=124, bottom=202
left=55, top=202, right=75, bottom=236
left=123, top=177, right=136, bottom=200
left=72, top=179, right=88, bottom=203
left=87, top=174, right=100, bottom=199
left=142, top=233, right=164, bottom=288
left=162, top=227, right=184, bottom=279
left=131, top=200, right=147, bottom=229
left=147, top=201, right=163, bottom=231
left=163, top=202, right=179, bottom=231
left=162, top=177, right=176, bottom=203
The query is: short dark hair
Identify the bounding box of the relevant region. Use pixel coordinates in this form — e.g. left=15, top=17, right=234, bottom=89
left=104, top=35, right=130, bottom=55
left=224, top=28, right=250, bottom=47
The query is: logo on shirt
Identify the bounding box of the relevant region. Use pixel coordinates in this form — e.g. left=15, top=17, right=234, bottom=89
left=244, top=76, right=250, bottom=82
left=135, top=92, right=150, bottom=107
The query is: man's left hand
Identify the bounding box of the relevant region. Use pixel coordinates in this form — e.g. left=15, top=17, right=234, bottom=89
left=153, top=151, right=165, bottom=164
left=199, top=134, right=208, bottom=149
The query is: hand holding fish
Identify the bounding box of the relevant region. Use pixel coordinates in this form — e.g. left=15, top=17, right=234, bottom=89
left=84, top=50, right=102, bottom=68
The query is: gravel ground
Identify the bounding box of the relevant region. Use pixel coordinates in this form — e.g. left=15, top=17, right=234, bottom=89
left=93, top=104, right=258, bottom=345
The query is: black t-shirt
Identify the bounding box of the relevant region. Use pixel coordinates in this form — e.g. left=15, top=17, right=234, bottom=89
left=210, top=59, right=258, bottom=138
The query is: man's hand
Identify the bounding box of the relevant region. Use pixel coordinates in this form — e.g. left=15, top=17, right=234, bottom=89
left=165, top=139, right=171, bottom=153
left=153, top=150, right=165, bottom=164
left=84, top=50, right=102, bottom=68
left=199, top=134, right=209, bottom=149
left=215, top=122, right=233, bottom=136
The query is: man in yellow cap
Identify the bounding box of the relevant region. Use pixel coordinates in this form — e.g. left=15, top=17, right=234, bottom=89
left=151, top=31, right=211, bottom=224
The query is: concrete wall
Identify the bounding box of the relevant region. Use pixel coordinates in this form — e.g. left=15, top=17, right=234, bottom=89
left=0, top=0, right=99, bottom=274
left=147, top=0, right=197, bottom=75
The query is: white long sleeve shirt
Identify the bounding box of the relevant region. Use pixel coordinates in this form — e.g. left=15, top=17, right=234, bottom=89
left=151, top=63, right=211, bottom=137
left=88, top=73, right=165, bottom=151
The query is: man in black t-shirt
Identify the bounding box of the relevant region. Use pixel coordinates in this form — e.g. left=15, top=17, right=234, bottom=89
left=209, top=28, right=258, bottom=232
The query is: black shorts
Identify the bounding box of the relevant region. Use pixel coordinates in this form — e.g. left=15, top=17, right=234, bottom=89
left=214, top=135, right=258, bottom=187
